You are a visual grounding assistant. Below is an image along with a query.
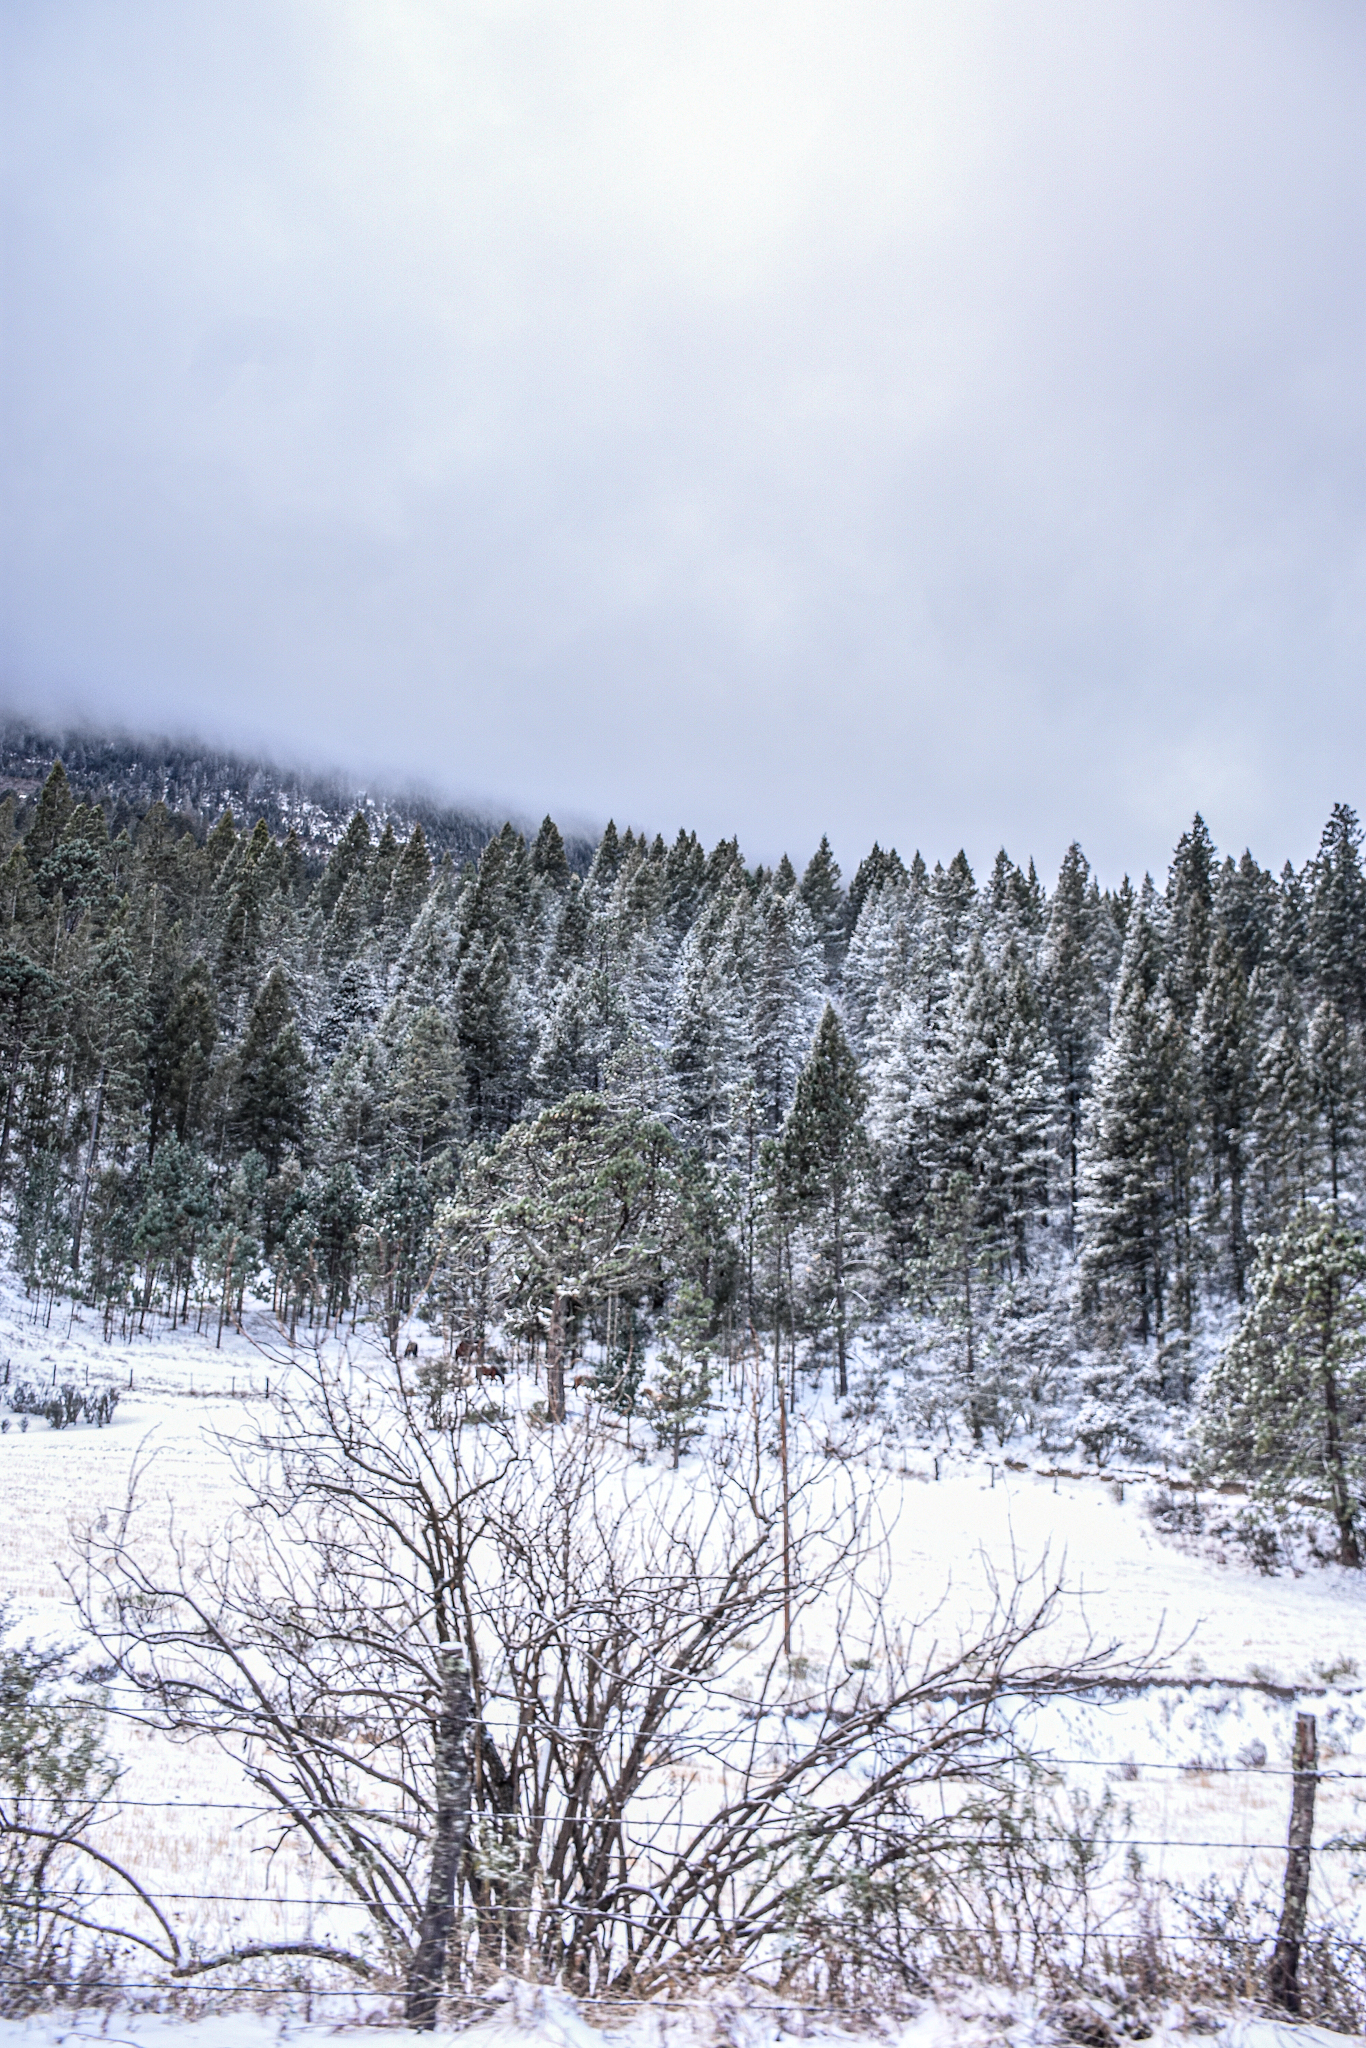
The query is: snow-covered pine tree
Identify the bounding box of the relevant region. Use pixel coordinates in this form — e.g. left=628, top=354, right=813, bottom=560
left=1079, top=906, right=1194, bottom=1350
left=318, top=810, right=372, bottom=919
left=1040, top=842, right=1105, bottom=1240
left=747, top=888, right=824, bottom=1136
left=778, top=1004, right=869, bottom=1397
left=1196, top=927, right=1254, bottom=1299
left=1308, top=995, right=1361, bottom=1205
left=798, top=836, right=846, bottom=982
left=229, top=966, right=310, bottom=1174
left=380, top=825, right=433, bottom=965
left=531, top=814, right=571, bottom=887
left=1202, top=1206, right=1366, bottom=1566
left=379, top=1002, right=465, bottom=1168
left=1249, top=966, right=1316, bottom=1238
left=1217, top=849, right=1277, bottom=982
left=1165, top=814, right=1217, bottom=1023
left=1311, top=802, right=1366, bottom=1028
left=147, top=961, right=217, bottom=1154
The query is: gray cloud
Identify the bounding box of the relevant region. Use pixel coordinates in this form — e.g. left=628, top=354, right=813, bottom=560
left=4, top=0, right=1365, bottom=882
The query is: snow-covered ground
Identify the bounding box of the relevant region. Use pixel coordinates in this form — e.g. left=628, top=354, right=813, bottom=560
left=1, top=1997, right=1364, bottom=2048
left=5, top=1278, right=1366, bottom=2037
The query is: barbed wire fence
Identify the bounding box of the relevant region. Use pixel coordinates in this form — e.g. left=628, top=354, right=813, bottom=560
left=7, top=1711, right=1366, bottom=2028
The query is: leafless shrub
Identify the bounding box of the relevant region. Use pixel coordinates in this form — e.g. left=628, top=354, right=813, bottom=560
left=74, top=1336, right=1160, bottom=2024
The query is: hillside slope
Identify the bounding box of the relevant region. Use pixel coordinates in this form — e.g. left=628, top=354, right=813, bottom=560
left=0, top=715, right=596, bottom=868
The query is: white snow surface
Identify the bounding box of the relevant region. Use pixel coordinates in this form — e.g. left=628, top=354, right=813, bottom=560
left=5, top=1277, right=1366, bottom=2038
left=0, top=2004, right=1361, bottom=2048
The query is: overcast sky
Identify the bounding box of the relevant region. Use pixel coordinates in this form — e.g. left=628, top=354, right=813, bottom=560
left=4, top=3, right=1365, bottom=884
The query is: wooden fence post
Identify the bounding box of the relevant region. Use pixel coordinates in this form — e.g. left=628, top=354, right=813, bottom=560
left=1269, top=1712, right=1318, bottom=2013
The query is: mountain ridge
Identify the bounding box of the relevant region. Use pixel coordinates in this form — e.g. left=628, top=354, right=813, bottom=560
left=0, top=715, right=597, bottom=871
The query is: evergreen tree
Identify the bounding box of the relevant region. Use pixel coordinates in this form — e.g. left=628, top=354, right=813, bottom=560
left=0, top=948, right=62, bottom=1183
left=747, top=891, right=822, bottom=1133
left=231, top=967, right=310, bottom=1172
left=1079, top=910, right=1193, bottom=1347
left=647, top=1279, right=715, bottom=1466
left=846, top=842, right=906, bottom=932
left=1166, top=814, right=1216, bottom=1020
left=1202, top=1207, right=1366, bottom=1566
left=1217, top=850, right=1276, bottom=982
left=215, top=825, right=281, bottom=1018
left=315, top=1032, right=385, bottom=1172
left=529, top=967, right=606, bottom=1105
left=703, top=836, right=743, bottom=898
left=148, top=961, right=218, bottom=1153
left=668, top=902, right=748, bottom=1159
left=545, top=877, right=590, bottom=982
left=132, top=801, right=189, bottom=968
left=918, top=853, right=976, bottom=1020
left=317, top=955, right=380, bottom=1064
left=455, top=933, right=519, bottom=1133
left=46, top=803, right=114, bottom=932
left=588, top=820, right=623, bottom=900
left=1311, top=803, right=1366, bottom=1026
left=323, top=869, right=372, bottom=975
left=367, top=822, right=401, bottom=926
left=1309, top=996, right=1360, bottom=1205
left=70, top=925, right=146, bottom=1275
left=1272, top=859, right=1313, bottom=986
left=319, top=810, right=371, bottom=919
left=491, top=1094, right=678, bottom=1421
left=1249, top=967, right=1315, bottom=1238
left=531, top=814, right=571, bottom=886
left=281, top=828, right=307, bottom=904
left=930, top=939, right=1056, bottom=1281
left=22, top=762, right=75, bottom=882
left=1197, top=928, right=1254, bottom=1298
left=778, top=1005, right=869, bottom=1398
left=380, top=826, right=433, bottom=965
left=203, top=808, right=238, bottom=880
left=1040, top=843, right=1104, bottom=1237
left=844, top=873, right=914, bottom=1053
left=799, top=836, right=846, bottom=979
left=664, top=829, right=707, bottom=937
left=382, top=1004, right=464, bottom=1166
left=361, top=1156, right=434, bottom=1358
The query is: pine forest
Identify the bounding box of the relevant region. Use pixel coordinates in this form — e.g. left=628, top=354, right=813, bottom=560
left=6, top=752, right=1366, bottom=1564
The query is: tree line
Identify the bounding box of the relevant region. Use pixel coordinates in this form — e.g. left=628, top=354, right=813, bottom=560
left=4, top=757, right=1366, bottom=1498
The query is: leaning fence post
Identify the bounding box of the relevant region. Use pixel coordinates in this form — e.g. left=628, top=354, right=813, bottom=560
left=1269, top=1712, right=1318, bottom=2013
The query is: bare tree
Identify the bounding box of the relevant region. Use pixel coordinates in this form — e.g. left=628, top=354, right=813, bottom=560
left=75, top=1337, right=1147, bottom=2017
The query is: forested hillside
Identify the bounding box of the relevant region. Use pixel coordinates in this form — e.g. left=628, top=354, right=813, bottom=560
left=0, top=719, right=572, bottom=866
left=3, top=750, right=1364, bottom=1511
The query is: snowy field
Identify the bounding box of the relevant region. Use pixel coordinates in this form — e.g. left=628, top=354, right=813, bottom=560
left=5, top=1277, right=1366, bottom=2037
left=1, top=1994, right=1364, bottom=2048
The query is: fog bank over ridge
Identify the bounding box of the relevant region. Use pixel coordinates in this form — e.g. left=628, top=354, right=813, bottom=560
left=5, top=4, right=1366, bottom=876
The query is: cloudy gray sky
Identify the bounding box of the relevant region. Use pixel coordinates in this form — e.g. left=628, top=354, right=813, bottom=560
left=4, top=2, right=1365, bottom=883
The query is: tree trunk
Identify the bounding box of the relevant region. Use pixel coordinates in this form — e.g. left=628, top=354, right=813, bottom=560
left=777, top=1353, right=792, bottom=1658
left=0, top=991, right=27, bottom=1181
left=71, top=1059, right=108, bottom=1279
left=1269, top=1713, right=1318, bottom=2013
left=216, top=1238, right=237, bottom=1349
left=833, top=1190, right=847, bottom=1398
left=405, top=1644, right=475, bottom=2029
left=547, top=1289, right=566, bottom=1423
left=1229, top=1143, right=1246, bottom=1302
left=963, top=1244, right=981, bottom=1446
left=1321, top=1354, right=1361, bottom=1567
